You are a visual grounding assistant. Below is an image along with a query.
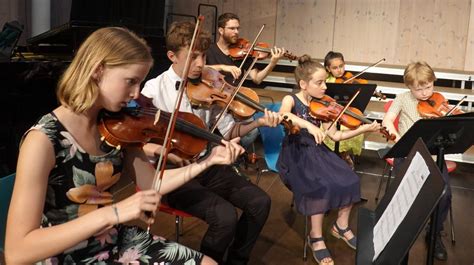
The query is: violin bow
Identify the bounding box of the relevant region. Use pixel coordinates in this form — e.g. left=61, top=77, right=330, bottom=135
left=210, top=55, right=260, bottom=133
left=148, top=16, right=205, bottom=233
left=323, top=89, right=361, bottom=139
left=344, top=58, right=385, bottom=84
left=445, top=95, right=467, bottom=116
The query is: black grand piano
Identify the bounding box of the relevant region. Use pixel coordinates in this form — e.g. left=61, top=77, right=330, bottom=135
left=0, top=0, right=167, bottom=175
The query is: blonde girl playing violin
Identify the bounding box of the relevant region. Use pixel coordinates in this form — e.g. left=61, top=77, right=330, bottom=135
left=323, top=51, right=365, bottom=169
left=5, top=27, right=244, bottom=265
left=277, top=55, right=380, bottom=265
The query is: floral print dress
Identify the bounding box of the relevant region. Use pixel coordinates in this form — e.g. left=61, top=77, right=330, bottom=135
left=27, top=113, right=203, bottom=264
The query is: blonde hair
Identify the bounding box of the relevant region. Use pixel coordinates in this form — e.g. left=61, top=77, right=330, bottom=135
left=403, top=61, right=436, bottom=88
left=57, top=27, right=153, bottom=113
left=294, top=54, right=325, bottom=88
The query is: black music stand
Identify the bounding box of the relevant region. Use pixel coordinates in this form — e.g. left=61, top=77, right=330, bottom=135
left=374, top=113, right=474, bottom=264
left=325, top=83, right=377, bottom=111
left=325, top=83, right=377, bottom=154
left=357, top=138, right=445, bottom=265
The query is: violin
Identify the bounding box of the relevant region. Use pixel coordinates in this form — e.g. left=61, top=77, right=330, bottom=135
left=335, top=71, right=368, bottom=84
left=309, top=95, right=396, bottom=141
left=417, top=92, right=465, bottom=118
left=98, top=97, right=224, bottom=159
left=228, top=38, right=298, bottom=61
left=334, top=58, right=387, bottom=100
left=334, top=71, right=386, bottom=100
left=187, top=67, right=300, bottom=134
left=187, top=67, right=260, bottom=120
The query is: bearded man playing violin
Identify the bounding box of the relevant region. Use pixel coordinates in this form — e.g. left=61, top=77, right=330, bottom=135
left=141, top=21, right=282, bottom=265
left=205, top=12, right=287, bottom=85
left=205, top=12, right=288, bottom=170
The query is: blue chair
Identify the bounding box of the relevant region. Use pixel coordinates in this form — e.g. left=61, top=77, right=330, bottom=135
left=254, top=102, right=285, bottom=186
left=0, top=173, right=15, bottom=251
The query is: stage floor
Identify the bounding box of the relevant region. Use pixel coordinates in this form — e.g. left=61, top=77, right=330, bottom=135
left=146, top=145, right=474, bottom=265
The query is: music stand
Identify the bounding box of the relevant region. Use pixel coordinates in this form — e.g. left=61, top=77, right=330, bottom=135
left=375, top=114, right=474, bottom=264
left=326, top=83, right=377, bottom=111
left=357, top=138, right=445, bottom=265
left=325, top=83, right=377, bottom=154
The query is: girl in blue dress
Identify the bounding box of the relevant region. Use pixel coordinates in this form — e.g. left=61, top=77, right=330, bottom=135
left=277, top=55, right=380, bottom=265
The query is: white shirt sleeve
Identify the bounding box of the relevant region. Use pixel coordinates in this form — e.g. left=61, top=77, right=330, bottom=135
left=141, top=77, right=161, bottom=108
left=208, top=105, right=235, bottom=137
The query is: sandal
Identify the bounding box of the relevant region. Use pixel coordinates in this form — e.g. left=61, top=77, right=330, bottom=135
left=307, top=236, right=334, bottom=265
left=331, top=222, right=357, bottom=250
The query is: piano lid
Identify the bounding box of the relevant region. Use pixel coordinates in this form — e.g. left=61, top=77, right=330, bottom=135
left=27, top=0, right=165, bottom=52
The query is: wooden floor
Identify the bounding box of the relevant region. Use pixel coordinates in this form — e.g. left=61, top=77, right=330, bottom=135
left=1, top=146, right=473, bottom=265
left=147, top=147, right=474, bottom=265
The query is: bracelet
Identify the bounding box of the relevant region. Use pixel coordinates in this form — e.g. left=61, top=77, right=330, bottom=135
left=111, top=204, right=120, bottom=225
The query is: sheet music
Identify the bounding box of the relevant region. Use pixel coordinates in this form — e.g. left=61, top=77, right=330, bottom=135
left=372, top=152, right=430, bottom=261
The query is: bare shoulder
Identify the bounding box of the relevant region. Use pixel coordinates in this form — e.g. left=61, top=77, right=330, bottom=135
left=279, top=95, right=295, bottom=113
left=19, top=129, right=55, bottom=167
left=281, top=94, right=295, bottom=106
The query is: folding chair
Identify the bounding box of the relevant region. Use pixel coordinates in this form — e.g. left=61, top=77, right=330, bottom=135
left=158, top=203, right=194, bottom=243
left=136, top=184, right=194, bottom=243
left=254, top=102, right=285, bottom=186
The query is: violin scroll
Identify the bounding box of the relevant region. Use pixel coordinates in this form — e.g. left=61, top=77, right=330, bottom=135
left=282, top=115, right=300, bottom=134
left=373, top=90, right=386, bottom=100
left=379, top=126, right=396, bottom=141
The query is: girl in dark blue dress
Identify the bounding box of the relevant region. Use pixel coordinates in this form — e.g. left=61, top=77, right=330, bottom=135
left=277, top=55, right=380, bottom=265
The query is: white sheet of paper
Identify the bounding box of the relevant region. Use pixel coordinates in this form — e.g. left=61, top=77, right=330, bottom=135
left=372, top=152, right=430, bottom=261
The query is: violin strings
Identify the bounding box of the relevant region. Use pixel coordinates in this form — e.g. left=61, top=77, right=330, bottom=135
left=312, top=99, right=371, bottom=124
left=125, top=108, right=223, bottom=144
left=234, top=92, right=265, bottom=112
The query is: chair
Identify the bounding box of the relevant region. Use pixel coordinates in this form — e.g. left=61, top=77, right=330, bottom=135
left=0, top=173, right=15, bottom=251
left=158, top=203, right=194, bottom=243
left=136, top=185, right=194, bottom=243
left=253, top=102, right=285, bottom=187
left=375, top=101, right=457, bottom=243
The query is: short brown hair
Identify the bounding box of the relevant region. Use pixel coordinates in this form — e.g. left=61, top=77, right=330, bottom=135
left=57, top=27, right=152, bottom=113
left=166, top=21, right=211, bottom=53
left=217, top=13, right=239, bottom=28
left=403, top=61, right=437, bottom=87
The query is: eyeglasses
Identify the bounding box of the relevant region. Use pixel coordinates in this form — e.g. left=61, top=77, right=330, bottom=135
left=224, top=27, right=240, bottom=31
